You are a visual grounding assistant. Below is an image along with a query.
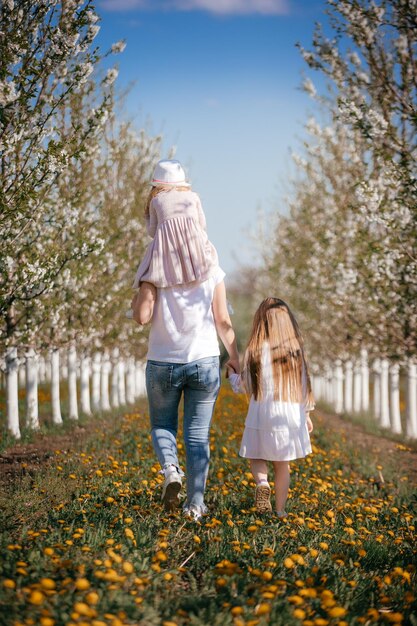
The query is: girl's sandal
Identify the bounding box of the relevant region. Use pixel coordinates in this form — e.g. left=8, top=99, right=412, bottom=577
left=255, top=484, right=272, bottom=513
left=275, top=510, right=288, bottom=520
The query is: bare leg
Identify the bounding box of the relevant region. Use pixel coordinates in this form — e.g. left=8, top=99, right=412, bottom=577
left=250, top=459, right=272, bottom=513
left=249, top=459, right=268, bottom=484
left=273, top=461, right=290, bottom=515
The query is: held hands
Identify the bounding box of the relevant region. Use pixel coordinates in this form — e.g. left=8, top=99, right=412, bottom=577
left=225, top=359, right=240, bottom=377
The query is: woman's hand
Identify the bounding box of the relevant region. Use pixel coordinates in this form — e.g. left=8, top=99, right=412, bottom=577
left=306, top=415, right=313, bottom=433
left=225, top=359, right=240, bottom=376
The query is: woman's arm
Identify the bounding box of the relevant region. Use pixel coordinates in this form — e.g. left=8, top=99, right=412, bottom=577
left=131, top=282, right=157, bottom=325
left=212, top=280, right=240, bottom=373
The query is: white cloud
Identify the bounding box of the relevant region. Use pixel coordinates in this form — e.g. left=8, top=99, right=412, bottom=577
left=99, top=0, right=290, bottom=15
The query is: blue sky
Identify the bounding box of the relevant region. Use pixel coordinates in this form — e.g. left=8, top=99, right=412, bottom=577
left=96, top=0, right=328, bottom=275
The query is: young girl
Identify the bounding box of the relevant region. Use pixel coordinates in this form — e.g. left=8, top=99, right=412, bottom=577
left=132, top=159, right=218, bottom=289
left=228, top=298, right=314, bottom=518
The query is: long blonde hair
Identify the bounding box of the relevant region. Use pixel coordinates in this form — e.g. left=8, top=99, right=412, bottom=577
left=244, top=297, right=313, bottom=404
left=145, top=184, right=191, bottom=216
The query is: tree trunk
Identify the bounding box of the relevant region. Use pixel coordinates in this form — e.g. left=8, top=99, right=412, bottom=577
left=379, top=358, right=390, bottom=429
left=118, top=358, right=126, bottom=406
left=406, top=359, right=417, bottom=439
left=389, top=363, right=402, bottom=434
left=334, top=360, right=344, bottom=413
left=18, top=362, right=25, bottom=388
left=25, top=348, right=39, bottom=429
left=101, top=352, right=111, bottom=411
left=38, top=354, right=46, bottom=383
left=45, top=352, right=52, bottom=382
left=91, top=352, right=101, bottom=411
left=80, top=355, right=91, bottom=415
left=126, top=357, right=136, bottom=404
left=68, top=344, right=78, bottom=420
left=6, top=347, right=20, bottom=438
left=373, top=359, right=381, bottom=419
left=135, top=361, right=146, bottom=397
left=353, top=361, right=361, bottom=413
left=344, top=360, right=353, bottom=413
left=360, top=349, right=369, bottom=412
left=51, top=348, right=63, bottom=425
left=61, top=352, right=68, bottom=380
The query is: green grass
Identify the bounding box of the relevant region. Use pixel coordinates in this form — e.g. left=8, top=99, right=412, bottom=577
left=0, top=386, right=416, bottom=626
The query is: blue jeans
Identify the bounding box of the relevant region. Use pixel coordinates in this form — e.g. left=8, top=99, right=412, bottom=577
left=146, top=356, right=221, bottom=509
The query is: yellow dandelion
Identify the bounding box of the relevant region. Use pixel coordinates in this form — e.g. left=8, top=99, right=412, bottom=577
left=293, top=608, right=306, bottom=620
left=2, top=579, right=16, bottom=589
left=28, top=590, right=45, bottom=605
left=75, top=578, right=90, bottom=591
left=122, top=562, right=134, bottom=574
left=86, top=591, right=100, bottom=605
left=327, top=607, right=347, bottom=618
left=40, top=578, right=56, bottom=590
left=254, top=602, right=271, bottom=616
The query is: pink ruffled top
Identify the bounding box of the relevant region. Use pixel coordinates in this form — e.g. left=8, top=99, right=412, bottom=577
left=132, top=189, right=219, bottom=289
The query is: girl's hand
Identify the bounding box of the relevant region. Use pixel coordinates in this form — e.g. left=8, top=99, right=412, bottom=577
left=306, top=415, right=313, bottom=433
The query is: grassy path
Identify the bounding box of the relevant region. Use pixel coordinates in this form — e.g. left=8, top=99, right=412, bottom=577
left=1, top=386, right=416, bottom=626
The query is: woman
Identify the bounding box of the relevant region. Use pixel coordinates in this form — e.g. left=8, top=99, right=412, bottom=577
left=132, top=267, right=239, bottom=520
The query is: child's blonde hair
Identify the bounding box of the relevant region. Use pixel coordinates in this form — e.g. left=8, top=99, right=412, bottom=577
left=145, top=184, right=191, bottom=216
left=244, top=297, right=314, bottom=405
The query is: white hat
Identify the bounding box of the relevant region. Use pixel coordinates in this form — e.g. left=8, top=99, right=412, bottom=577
left=151, top=159, right=190, bottom=187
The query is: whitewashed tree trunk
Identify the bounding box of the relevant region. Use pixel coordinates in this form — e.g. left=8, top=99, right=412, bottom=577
left=380, top=358, right=390, bottom=428
left=118, top=358, right=126, bottom=406
left=61, top=351, right=68, bottom=381
left=126, top=357, right=136, bottom=404
left=111, top=348, right=119, bottom=408
left=334, top=360, right=344, bottom=413
left=135, top=361, right=147, bottom=397
left=344, top=360, right=353, bottom=413
left=25, top=348, right=39, bottom=429
left=353, top=361, right=362, bottom=413
left=91, top=352, right=101, bottom=411
left=45, top=353, right=52, bottom=383
left=18, top=363, right=25, bottom=388
left=406, top=360, right=417, bottom=439
left=80, top=355, right=91, bottom=415
left=101, top=352, right=111, bottom=411
left=373, top=359, right=381, bottom=419
left=68, top=344, right=78, bottom=420
left=360, top=349, right=369, bottom=412
left=6, top=347, right=20, bottom=439
left=389, top=363, right=402, bottom=434
left=50, top=348, right=63, bottom=425
left=38, top=355, right=46, bottom=383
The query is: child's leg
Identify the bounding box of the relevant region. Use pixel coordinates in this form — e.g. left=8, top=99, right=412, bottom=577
left=250, top=459, right=272, bottom=513
left=272, top=461, right=290, bottom=515
left=249, top=459, right=269, bottom=485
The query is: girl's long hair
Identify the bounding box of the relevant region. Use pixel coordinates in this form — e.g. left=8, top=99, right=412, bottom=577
left=144, top=184, right=190, bottom=216
left=244, top=297, right=314, bottom=404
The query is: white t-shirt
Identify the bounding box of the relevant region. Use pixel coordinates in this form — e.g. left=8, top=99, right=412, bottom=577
left=147, top=266, right=225, bottom=363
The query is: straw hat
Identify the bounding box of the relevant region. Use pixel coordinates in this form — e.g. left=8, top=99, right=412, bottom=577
left=151, top=159, right=190, bottom=187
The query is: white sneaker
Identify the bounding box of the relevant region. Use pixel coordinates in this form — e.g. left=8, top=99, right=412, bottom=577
left=183, top=503, right=208, bottom=521
left=161, top=466, right=182, bottom=511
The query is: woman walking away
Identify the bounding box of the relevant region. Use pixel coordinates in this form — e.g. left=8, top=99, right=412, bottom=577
left=228, top=298, right=314, bottom=518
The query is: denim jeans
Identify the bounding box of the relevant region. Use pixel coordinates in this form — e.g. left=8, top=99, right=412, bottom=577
left=146, top=356, right=221, bottom=510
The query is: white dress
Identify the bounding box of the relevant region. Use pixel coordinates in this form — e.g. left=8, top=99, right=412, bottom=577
left=237, top=344, right=313, bottom=462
